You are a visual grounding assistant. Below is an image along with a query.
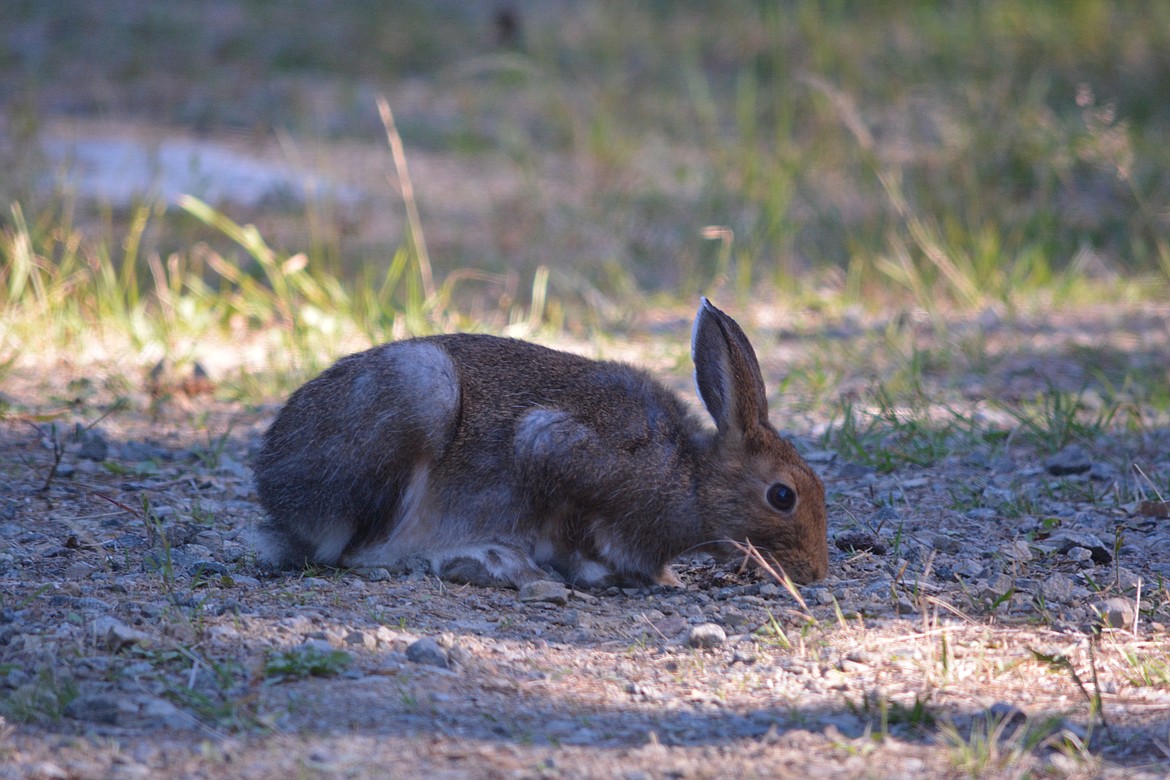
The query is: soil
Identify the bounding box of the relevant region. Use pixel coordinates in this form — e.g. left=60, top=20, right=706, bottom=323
left=2, top=306, right=1170, bottom=779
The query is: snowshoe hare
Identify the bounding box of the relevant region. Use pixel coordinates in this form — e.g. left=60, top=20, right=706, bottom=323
left=254, top=298, right=828, bottom=587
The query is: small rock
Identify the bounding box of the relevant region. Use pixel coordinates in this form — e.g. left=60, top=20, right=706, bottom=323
left=987, top=701, right=1027, bottom=726
left=76, top=430, right=109, bottom=461
left=1048, top=532, right=1112, bottom=565
left=119, top=440, right=172, bottom=462
left=49, top=595, right=113, bottom=611
left=1039, top=574, right=1075, bottom=603
left=720, top=609, right=752, bottom=630
left=836, top=462, right=876, bottom=480
left=835, top=532, right=886, bottom=555
left=627, top=682, right=665, bottom=701
left=31, top=763, right=69, bottom=780
left=1066, top=546, right=1094, bottom=563
left=187, top=560, right=229, bottom=577
left=1095, top=597, right=1135, bottom=629
left=137, top=696, right=189, bottom=729
left=731, top=649, right=756, bottom=665
left=405, top=637, right=449, bottom=668
left=345, top=630, right=377, bottom=652
left=686, top=623, right=727, bottom=649
left=64, top=692, right=133, bottom=725
left=361, top=567, right=392, bottom=582
left=979, top=573, right=1014, bottom=604
left=651, top=616, right=688, bottom=637
left=952, top=560, right=984, bottom=579
left=811, top=588, right=835, bottom=606
left=1088, top=462, right=1116, bottom=482
left=1113, top=566, right=1143, bottom=590
left=977, top=306, right=1002, bottom=330
left=926, top=533, right=960, bottom=554
left=1045, top=445, right=1092, bottom=476
left=92, top=616, right=154, bottom=652
left=519, top=580, right=569, bottom=605
left=374, top=626, right=401, bottom=647
left=1002, top=540, right=1032, bottom=562
left=982, top=486, right=1015, bottom=505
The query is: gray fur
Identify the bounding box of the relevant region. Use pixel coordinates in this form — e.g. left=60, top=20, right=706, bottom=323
left=253, top=298, right=829, bottom=587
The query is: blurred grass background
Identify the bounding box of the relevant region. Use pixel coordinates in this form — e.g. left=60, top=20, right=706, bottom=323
left=1, top=0, right=1169, bottom=384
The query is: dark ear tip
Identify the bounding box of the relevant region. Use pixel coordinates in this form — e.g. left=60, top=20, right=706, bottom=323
left=698, top=297, right=726, bottom=321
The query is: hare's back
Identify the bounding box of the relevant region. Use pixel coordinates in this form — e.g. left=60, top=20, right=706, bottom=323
left=431, top=333, right=693, bottom=433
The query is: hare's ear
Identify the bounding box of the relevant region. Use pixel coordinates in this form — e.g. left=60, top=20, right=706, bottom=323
left=691, top=298, right=769, bottom=437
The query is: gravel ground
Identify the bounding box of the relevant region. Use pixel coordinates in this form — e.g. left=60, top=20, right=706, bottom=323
left=2, top=309, right=1170, bottom=779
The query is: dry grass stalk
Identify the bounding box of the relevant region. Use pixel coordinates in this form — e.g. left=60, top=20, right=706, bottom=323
left=377, top=95, right=435, bottom=302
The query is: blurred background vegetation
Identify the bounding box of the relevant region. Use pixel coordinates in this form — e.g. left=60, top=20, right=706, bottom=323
left=1, top=0, right=1169, bottom=373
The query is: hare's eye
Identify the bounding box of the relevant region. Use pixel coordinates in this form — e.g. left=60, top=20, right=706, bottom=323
left=766, top=482, right=797, bottom=512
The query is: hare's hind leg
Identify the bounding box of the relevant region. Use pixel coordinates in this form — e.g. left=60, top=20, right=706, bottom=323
left=255, top=340, right=460, bottom=568
left=432, top=543, right=552, bottom=588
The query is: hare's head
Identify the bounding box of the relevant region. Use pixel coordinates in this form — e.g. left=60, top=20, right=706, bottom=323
left=692, top=299, right=829, bottom=584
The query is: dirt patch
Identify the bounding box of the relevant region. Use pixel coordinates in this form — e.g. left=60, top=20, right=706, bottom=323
left=2, top=310, right=1169, bottom=779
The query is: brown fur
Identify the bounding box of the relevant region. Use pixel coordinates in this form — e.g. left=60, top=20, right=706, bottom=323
left=253, top=299, right=829, bottom=588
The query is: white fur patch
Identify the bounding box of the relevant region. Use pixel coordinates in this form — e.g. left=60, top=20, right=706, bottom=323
left=352, top=342, right=458, bottom=441
left=514, top=408, right=576, bottom=460
left=572, top=559, right=612, bottom=585
left=342, top=465, right=434, bottom=567
left=597, top=535, right=641, bottom=576
left=385, top=342, right=459, bottom=419
left=532, top=538, right=556, bottom=565
left=312, top=522, right=356, bottom=565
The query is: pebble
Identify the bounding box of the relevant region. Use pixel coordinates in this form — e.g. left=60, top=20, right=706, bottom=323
left=519, top=580, right=570, bottom=606
left=31, top=763, right=69, bottom=780
left=951, top=560, right=983, bottom=579
left=1002, top=540, right=1032, bottom=562
left=758, top=583, right=781, bottom=598
left=1088, top=462, right=1117, bottom=481
left=1095, top=597, right=1135, bottom=629
left=1039, top=574, right=1075, bottom=603
left=49, top=596, right=112, bottom=611
left=1045, top=445, right=1092, bottom=476
left=925, top=532, right=960, bottom=554
left=187, top=560, right=230, bottom=577
left=836, top=463, right=876, bottom=480
left=986, top=701, right=1027, bottom=725
left=1048, top=532, right=1112, bottom=565
left=64, top=692, right=126, bottom=724
left=811, top=588, right=835, bottom=606
left=76, top=430, right=109, bottom=461
left=120, top=440, right=173, bottom=462
left=345, top=630, right=377, bottom=651
left=834, top=532, right=886, bottom=555
left=405, top=637, right=450, bottom=668
left=91, top=616, right=154, bottom=652
left=686, top=623, right=727, bottom=648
